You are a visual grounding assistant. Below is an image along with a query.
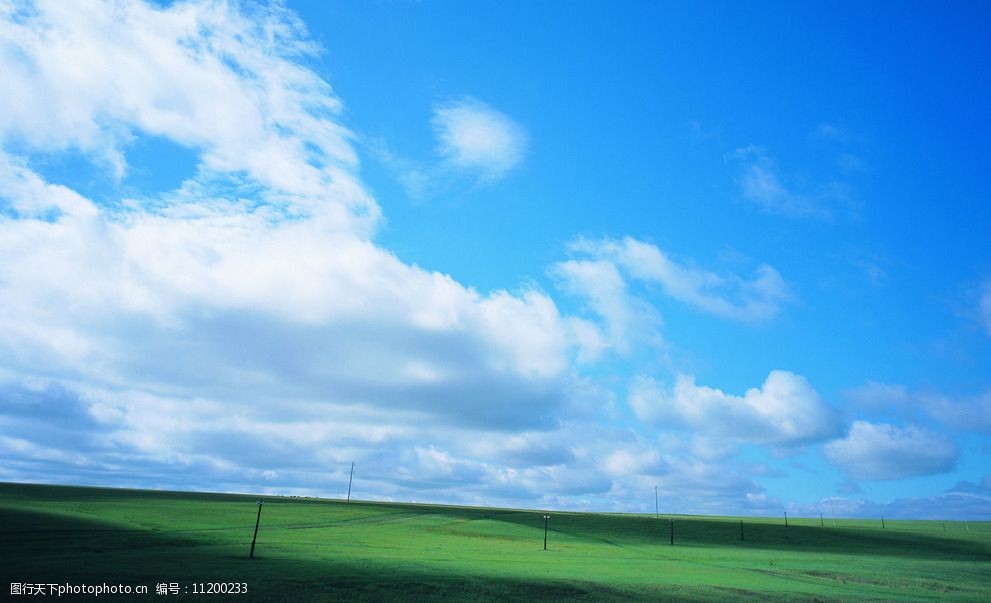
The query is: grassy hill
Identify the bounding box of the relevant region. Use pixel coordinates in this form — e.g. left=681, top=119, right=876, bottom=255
left=2, top=482, right=989, bottom=601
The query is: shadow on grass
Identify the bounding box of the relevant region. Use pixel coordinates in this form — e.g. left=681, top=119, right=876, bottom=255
left=0, top=507, right=724, bottom=602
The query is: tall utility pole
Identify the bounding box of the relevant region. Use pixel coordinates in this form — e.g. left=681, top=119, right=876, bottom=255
left=249, top=500, right=264, bottom=559
left=543, top=515, right=550, bottom=550
left=347, top=461, right=355, bottom=503
left=654, top=486, right=659, bottom=519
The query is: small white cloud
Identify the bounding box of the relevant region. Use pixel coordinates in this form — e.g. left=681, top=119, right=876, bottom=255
left=732, top=146, right=837, bottom=219
left=549, top=258, right=660, bottom=354
left=843, top=381, right=912, bottom=415
left=921, top=390, right=991, bottom=434
left=812, top=122, right=859, bottom=145
left=980, top=280, right=991, bottom=336
left=844, top=381, right=991, bottom=434
left=564, top=236, right=791, bottom=323
left=824, top=421, right=958, bottom=480
left=836, top=152, right=865, bottom=173
left=630, top=370, right=841, bottom=448
left=432, top=97, right=527, bottom=182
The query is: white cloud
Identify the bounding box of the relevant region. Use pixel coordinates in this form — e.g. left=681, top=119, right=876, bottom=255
left=0, top=0, right=587, bottom=505
left=432, top=97, right=527, bottom=182
left=921, top=390, right=991, bottom=434
left=732, top=146, right=840, bottom=220
left=0, top=0, right=370, bottom=227
left=812, top=122, right=859, bottom=145
left=843, top=381, right=913, bottom=416
left=375, top=97, right=527, bottom=198
left=630, top=371, right=841, bottom=448
left=980, top=279, right=991, bottom=336
left=550, top=237, right=790, bottom=353
left=824, top=421, right=958, bottom=480
left=592, top=443, right=778, bottom=515
left=844, top=380, right=991, bottom=434
left=567, top=237, right=792, bottom=323
left=797, top=478, right=991, bottom=520
left=549, top=258, right=659, bottom=354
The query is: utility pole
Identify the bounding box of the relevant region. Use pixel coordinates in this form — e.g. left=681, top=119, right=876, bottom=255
left=784, top=511, right=788, bottom=527
left=347, top=461, right=354, bottom=503
left=249, top=500, right=264, bottom=559
left=543, top=515, right=550, bottom=550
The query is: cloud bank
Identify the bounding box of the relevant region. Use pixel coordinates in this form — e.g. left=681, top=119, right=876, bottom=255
left=0, top=0, right=582, bottom=504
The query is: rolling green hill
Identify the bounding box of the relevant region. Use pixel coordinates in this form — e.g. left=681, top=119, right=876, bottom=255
left=2, top=482, right=988, bottom=601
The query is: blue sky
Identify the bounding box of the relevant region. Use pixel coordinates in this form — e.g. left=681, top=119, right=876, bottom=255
left=1, top=0, right=989, bottom=519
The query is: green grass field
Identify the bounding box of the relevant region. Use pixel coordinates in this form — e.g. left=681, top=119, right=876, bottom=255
left=2, top=483, right=989, bottom=601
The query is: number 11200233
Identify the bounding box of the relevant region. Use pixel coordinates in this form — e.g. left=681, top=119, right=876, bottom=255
left=191, top=583, right=248, bottom=594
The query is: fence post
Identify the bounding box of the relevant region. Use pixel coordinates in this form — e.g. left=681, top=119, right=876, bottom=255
left=249, top=500, right=264, bottom=559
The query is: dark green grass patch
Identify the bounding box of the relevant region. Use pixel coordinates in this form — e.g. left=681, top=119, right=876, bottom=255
left=2, top=482, right=989, bottom=601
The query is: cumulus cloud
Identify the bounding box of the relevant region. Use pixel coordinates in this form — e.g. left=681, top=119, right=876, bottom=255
left=565, top=237, right=792, bottom=323
left=630, top=371, right=841, bottom=449
left=432, top=97, right=527, bottom=182
left=824, top=421, right=958, bottom=480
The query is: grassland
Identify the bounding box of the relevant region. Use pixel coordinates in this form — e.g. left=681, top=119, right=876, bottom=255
left=1, top=482, right=989, bottom=601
